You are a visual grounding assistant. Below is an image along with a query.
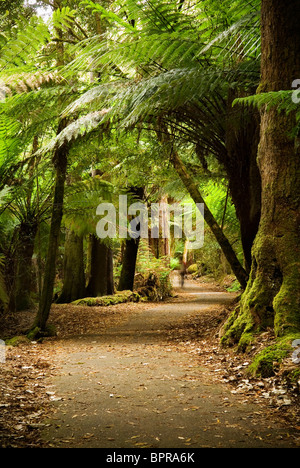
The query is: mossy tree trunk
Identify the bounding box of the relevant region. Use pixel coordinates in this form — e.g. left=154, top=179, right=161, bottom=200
left=56, top=229, right=86, bottom=303
left=222, top=0, right=300, bottom=347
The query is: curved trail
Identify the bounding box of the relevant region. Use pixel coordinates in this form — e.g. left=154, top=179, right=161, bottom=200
left=43, top=280, right=297, bottom=448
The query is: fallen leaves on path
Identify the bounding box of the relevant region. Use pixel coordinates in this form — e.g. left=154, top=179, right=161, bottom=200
left=0, top=280, right=299, bottom=448
left=0, top=343, right=56, bottom=448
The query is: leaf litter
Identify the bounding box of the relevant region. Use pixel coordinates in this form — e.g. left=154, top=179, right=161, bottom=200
left=0, top=280, right=299, bottom=448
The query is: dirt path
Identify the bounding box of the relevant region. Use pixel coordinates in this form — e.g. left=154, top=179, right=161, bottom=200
left=42, top=280, right=299, bottom=448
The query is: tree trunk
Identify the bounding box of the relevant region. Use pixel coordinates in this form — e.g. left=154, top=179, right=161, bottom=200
left=56, top=229, right=86, bottom=303
left=86, top=236, right=114, bottom=297
left=29, top=3, right=70, bottom=335
left=118, top=186, right=144, bottom=291
left=222, top=0, right=300, bottom=346
left=31, top=119, right=70, bottom=334
left=118, top=237, right=140, bottom=291
left=9, top=221, right=37, bottom=311
left=225, top=98, right=262, bottom=274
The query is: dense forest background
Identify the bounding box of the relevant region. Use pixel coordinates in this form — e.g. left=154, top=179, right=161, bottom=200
left=0, top=0, right=299, bottom=372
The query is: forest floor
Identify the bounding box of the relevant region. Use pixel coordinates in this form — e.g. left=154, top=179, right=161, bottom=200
left=0, top=277, right=299, bottom=448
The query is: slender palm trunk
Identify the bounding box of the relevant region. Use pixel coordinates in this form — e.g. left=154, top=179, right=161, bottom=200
left=31, top=120, right=70, bottom=334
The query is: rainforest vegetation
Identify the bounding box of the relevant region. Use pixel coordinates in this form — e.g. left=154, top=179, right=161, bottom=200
left=0, top=0, right=299, bottom=370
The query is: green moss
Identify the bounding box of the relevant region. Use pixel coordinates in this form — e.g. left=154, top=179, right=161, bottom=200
left=5, top=335, right=29, bottom=347
left=287, top=368, right=300, bottom=385
left=45, top=323, right=57, bottom=337
left=238, top=332, right=256, bottom=352
left=72, top=291, right=140, bottom=307
left=187, top=264, right=198, bottom=274
left=220, top=304, right=256, bottom=350
left=274, top=271, right=300, bottom=337
left=26, top=323, right=57, bottom=341
left=248, top=333, right=300, bottom=378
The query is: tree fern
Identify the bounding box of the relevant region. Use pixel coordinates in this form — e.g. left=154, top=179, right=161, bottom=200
left=52, top=6, right=77, bottom=33
left=61, top=0, right=260, bottom=137
left=233, top=90, right=300, bottom=135
left=63, top=177, right=114, bottom=236
left=0, top=16, right=50, bottom=77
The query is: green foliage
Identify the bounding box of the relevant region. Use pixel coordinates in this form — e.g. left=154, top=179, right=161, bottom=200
left=0, top=0, right=264, bottom=318
left=226, top=279, right=242, bottom=292
left=0, top=115, right=22, bottom=187
left=247, top=334, right=300, bottom=378
left=0, top=16, right=50, bottom=76
left=63, top=177, right=114, bottom=236
left=136, top=240, right=173, bottom=300
left=52, top=6, right=77, bottom=33
left=202, top=179, right=240, bottom=239
left=234, top=90, right=300, bottom=135
left=82, top=0, right=135, bottom=32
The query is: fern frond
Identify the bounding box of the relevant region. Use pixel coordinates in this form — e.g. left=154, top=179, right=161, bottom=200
left=52, top=6, right=76, bottom=33
left=0, top=16, right=50, bottom=75
left=81, top=0, right=135, bottom=32
left=233, top=90, right=297, bottom=113
left=234, top=90, right=300, bottom=135
left=35, top=110, right=109, bottom=155
left=63, top=176, right=114, bottom=236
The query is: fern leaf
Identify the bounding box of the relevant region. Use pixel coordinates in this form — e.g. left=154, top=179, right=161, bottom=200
left=52, top=6, right=76, bottom=33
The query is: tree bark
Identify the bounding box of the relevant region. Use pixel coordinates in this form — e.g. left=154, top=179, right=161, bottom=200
left=118, top=237, right=140, bottom=291
left=56, top=229, right=86, bottom=303
left=225, top=97, right=262, bottom=274
left=31, top=119, right=70, bottom=333
left=222, top=0, right=300, bottom=346
left=86, top=236, right=114, bottom=297
left=9, top=221, right=38, bottom=311
left=118, top=187, right=144, bottom=291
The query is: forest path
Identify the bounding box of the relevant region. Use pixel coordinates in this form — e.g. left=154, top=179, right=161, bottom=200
left=42, top=279, right=298, bottom=448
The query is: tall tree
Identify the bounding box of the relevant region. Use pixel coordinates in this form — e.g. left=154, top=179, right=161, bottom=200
left=31, top=1, right=71, bottom=335
left=64, top=0, right=261, bottom=277
left=222, top=0, right=300, bottom=346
